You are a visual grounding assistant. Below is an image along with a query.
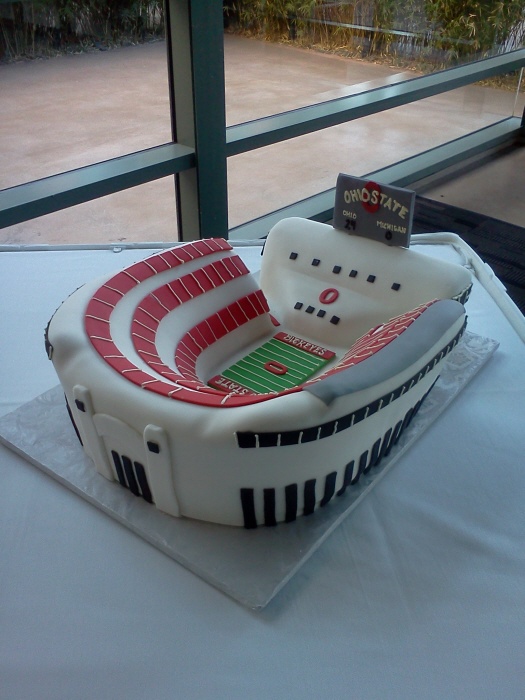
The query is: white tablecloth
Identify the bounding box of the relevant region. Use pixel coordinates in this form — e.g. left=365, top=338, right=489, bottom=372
left=1, top=239, right=524, bottom=700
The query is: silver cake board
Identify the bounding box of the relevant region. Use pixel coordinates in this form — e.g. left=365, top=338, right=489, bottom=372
left=0, top=331, right=498, bottom=609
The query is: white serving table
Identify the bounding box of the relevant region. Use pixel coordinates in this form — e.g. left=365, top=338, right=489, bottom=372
left=1, top=235, right=524, bottom=700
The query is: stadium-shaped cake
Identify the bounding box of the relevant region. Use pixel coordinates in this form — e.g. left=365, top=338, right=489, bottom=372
left=46, top=217, right=472, bottom=527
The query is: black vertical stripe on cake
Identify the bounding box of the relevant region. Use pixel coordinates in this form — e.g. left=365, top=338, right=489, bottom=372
left=236, top=432, right=258, bottom=448
left=337, top=461, right=354, bottom=496
left=134, top=461, right=153, bottom=503
left=356, top=450, right=368, bottom=480
left=285, top=483, right=298, bottom=522
left=391, top=420, right=404, bottom=447
left=111, top=450, right=126, bottom=487
left=263, top=488, right=277, bottom=527
left=319, top=421, right=336, bottom=439
left=320, top=471, right=337, bottom=507
left=383, top=424, right=399, bottom=457
left=122, top=455, right=140, bottom=496
left=369, top=438, right=382, bottom=469
left=362, top=449, right=373, bottom=475
left=240, top=488, right=257, bottom=529
left=303, top=479, right=317, bottom=516
left=401, top=406, right=414, bottom=433
left=405, top=399, right=422, bottom=430
left=378, top=427, right=393, bottom=461
left=352, top=450, right=369, bottom=482
left=279, top=430, right=301, bottom=446
left=335, top=413, right=353, bottom=433
left=300, top=426, right=318, bottom=443
left=412, top=397, right=423, bottom=419
left=258, top=432, right=279, bottom=447
left=65, top=396, right=83, bottom=445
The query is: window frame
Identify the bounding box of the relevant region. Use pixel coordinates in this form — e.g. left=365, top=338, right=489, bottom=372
left=1, top=0, right=524, bottom=241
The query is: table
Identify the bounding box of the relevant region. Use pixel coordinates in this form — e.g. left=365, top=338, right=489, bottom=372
left=1, top=237, right=524, bottom=700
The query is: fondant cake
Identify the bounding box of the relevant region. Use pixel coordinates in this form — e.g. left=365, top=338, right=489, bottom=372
left=45, top=217, right=472, bottom=527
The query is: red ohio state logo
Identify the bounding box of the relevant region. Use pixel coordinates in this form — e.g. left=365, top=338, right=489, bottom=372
left=264, top=360, right=288, bottom=375
left=319, top=288, right=339, bottom=305
left=362, top=181, right=381, bottom=214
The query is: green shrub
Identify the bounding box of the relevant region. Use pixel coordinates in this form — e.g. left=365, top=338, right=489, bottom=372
left=425, top=0, right=525, bottom=56
left=0, top=0, right=164, bottom=61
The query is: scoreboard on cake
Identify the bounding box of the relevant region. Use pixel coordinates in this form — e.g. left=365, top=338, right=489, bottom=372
left=333, top=173, right=415, bottom=248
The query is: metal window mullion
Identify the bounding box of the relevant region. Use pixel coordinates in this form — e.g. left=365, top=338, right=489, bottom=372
left=167, top=0, right=228, bottom=241
left=0, top=143, right=195, bottom=230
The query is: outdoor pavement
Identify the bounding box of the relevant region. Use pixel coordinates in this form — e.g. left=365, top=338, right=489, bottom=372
left=1, top=33, right=524, bottom=245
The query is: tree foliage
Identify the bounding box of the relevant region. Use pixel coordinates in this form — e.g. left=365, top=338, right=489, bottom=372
left=426, top=0, right=525, bottom=54
left=226, top=0, right=525, bottom=63
left=3, top=0, right=524, bottom=63
left=0, top=0, right=163, bottom=60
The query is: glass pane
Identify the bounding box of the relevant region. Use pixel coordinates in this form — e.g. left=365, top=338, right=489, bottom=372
left=0, top=177, right=178, bottom=245
left=0, top=3, right=170, bottom=190
left=228, top=73, right=524, bottom=230
left=224, top=32, right=415, bottom=125
left=513, top=68, right=525, bottom=117
left=224, top=6, right=525, bottom=125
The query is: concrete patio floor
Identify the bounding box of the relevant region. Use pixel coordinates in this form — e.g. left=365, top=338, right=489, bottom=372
left=1, top=33, right=524, bottom=245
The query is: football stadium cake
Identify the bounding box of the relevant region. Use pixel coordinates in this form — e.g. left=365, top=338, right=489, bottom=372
left=45, top=217, right=472, bottom=527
